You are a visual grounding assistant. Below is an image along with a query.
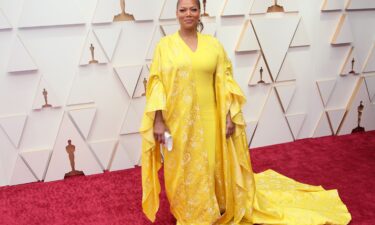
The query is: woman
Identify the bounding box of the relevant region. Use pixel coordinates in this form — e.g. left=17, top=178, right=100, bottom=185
left=140, top=0, right=351, bottom=224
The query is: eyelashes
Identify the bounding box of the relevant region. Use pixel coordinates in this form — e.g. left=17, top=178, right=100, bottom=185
left=178, top=8, right=199, bottom=13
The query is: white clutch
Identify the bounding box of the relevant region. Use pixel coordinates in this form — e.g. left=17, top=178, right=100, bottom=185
left=160, top=131, right=173, bottom=163
left=164, top=131, right=173, bottom=151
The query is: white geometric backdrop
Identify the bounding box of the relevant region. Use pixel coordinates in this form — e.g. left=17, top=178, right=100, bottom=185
left=0, top=0, right=374, bottom=186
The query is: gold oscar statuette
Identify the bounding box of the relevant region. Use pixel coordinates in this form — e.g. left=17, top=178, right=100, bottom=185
left=258, top=67, right=265, bottom=84
left=201, top=0, right=209, bottom=17
left=42, top=88, right=52, bottom=108
left=64, top=139, right=84, bottom=178
left=349, top=58, right=356, bottom=74
left=142, top=78, right=147, bottom=96
left=113, top=0, right=135, bottom=22
left=89, top=43, right=98, bottom=64
left=351, top=101, right=365, bottom=133
left=267, top=0, right=285, bottom=13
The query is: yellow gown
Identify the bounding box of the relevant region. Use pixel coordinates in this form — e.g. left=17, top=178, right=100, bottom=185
left=140, top=32, right=351, bottom=225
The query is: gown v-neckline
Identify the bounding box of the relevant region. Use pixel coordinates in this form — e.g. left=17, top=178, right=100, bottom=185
left=177, top=31, right=200, bottom=53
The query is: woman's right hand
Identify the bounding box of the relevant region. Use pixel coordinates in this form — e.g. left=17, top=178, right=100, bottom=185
left=154, top=120, right=167, bottom=145
left=153, top=110, right=167, bottom=144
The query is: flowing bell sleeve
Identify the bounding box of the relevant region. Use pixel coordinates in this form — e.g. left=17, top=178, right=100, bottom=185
left=219, top=42, right=252, bottom=175
left=215, top=40, right=256, bottom=224
left=139, top=43, right=166, bottom=222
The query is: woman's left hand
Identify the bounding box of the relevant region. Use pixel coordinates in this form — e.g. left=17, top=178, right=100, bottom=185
left=226, top=112, right=235, bottom=138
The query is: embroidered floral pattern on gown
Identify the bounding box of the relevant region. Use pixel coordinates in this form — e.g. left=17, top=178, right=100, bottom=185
left=140, top=32, right=351, bottom=225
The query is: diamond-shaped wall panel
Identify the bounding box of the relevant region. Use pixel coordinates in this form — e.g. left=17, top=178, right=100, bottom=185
left=127, top=0, right=160, bottom=21
left=339, top=79, right=375, bottom=135
left=246, top=84, right=272, bottom=123
left=222, top=0, right=253, bottom=16
left=114, top=65, right=143, bottom=98
left=92, top=0, right=118, bottom=24
left=146, top=26, right=164, bottom=60
left=276, top=53, right=296, bottom=82
left=18, top=0, right=95, bottom=28
left=120, top=98, right=146, bottom=135
left=331, top=14, right=353, bottom=45
left=7, top=36, right=38, bottom=73
left=200, top=21, right=217, bottom=36
left=69, top=107, right=97, bottom=140
left=79, top=31, right=109, bottom=66
left=89, top=139, right=117, bottom=170
left=67, top=72, right=95, bottom=106
left=161, top=24, right=180, bottom=36
left=346, top=0, right=375, bottom=11
left=44, top=114, right=102, bottom=182
left=0, top=164, right=7, bottom=187
left=285, top=113, right=306, bottom=140
left=94, top=27, right=122, bottom=61
left=32, top=77, right=62, bottom=110
left=250, top=0, right=269, bottom=14
left=250, top=89, right=294, bottom=148
left=326, top=75, right=360, bottom=110
left=14, top=109, right=64, bottom=156
left=160, top=0, right=178, bottom=20
left=251, top=16, right=300, bottom=81
left=279, top=0, right=299, bottom=12
left=0, top=8, right=12, bottom=30
left=66, top=65, right=132, bottom=143
left=365, top=75, right=375, bottom=102
left=236, top=20, right=260, bottom=53
left=326, top=108, right=346, bottom=134
left=321, top=0, right=345, bottom=12
left=21, top=149, right=51, bottom=181
left=275, top=84, right=296, bottom=113
left=340, top=47, right=360, bottom=75
left=109, top=140, right=134, bottom=171
left=9, top=156, right=37, bottom=186
left=119, top=133, right=142, bottom=166
left=316, top=79, right=337, bottom=107
left=313, top=112, right=332, bottom=138
left=290, top=19, right=310, bottom=48
left=248, top=53, right=273, bottom=85
left=0, top=114, right=27, bottom=148
left=363, top=43, right=375, bottom=73
left=0, top=130, right=18, bottom=187
left=133, top=65, right=149, bottom=98
left=245, top=121, right=258, bottom=146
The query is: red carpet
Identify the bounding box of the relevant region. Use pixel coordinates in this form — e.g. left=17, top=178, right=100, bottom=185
left=0, top=131, right=374, bottom=225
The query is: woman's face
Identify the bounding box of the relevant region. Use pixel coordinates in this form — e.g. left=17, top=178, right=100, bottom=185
left=176, top=0, right=200, bottom=31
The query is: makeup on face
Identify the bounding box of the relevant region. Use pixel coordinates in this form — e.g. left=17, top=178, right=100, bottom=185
left=177, top=0, right=200, bottom=30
